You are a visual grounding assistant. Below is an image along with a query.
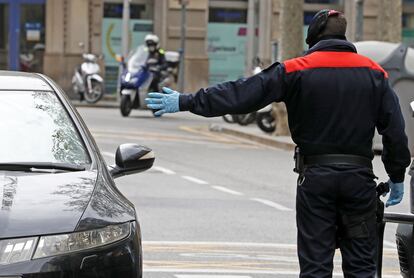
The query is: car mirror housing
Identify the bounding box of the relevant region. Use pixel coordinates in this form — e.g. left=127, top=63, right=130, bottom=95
left=109, top=144, right=155, bottom=179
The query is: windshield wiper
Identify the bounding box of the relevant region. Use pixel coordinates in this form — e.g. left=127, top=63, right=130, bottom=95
left=0, top=162, right=86, bottom=173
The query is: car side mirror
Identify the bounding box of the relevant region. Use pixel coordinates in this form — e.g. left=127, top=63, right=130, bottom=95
left=109, top=144, right=155, bottom=179
left=411, top=101, right=414, bottom=117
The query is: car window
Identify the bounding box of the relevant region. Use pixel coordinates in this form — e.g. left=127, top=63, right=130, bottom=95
left=0, top=91, right=91, bottom=165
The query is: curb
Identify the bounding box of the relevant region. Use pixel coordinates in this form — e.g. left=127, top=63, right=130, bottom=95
left=209, top=124, right=295, bottom=151
left=71, top=101, right=119, bottom=109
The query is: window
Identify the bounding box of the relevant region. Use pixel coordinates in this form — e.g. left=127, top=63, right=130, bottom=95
left=304, top=0, right=340, bottom=3
left=209, top=8, right=247, bottom=24
left=0, top=91, right=91, bottom=165
left=103, top=3, right=153, bottom=20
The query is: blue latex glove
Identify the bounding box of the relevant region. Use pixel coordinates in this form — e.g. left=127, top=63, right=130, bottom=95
left=383, top=179, right=404, bottom=207
left=145, top=87, right=180, bottom=117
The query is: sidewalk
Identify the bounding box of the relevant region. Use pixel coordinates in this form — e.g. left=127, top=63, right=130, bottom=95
left=209, top=122, right=295, bottom=150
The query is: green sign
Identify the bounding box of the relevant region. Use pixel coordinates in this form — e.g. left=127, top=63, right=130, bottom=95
left=102, top=18, right=153, bottom=66
left=207, top=23, right=247, bottom=85
left=101, top=18, right=153, bottom=93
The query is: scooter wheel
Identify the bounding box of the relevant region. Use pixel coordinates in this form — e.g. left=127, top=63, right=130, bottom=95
left=84, top=80, right=104, bottom=104
left=222, top=114, right=236, bottom=123
left=120, top=95, right=133, bottom=117
left=256, top=112, right=276, bottom=133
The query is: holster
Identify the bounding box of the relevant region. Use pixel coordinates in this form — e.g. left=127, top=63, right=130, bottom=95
left=293, top=146, right=304, bottom=174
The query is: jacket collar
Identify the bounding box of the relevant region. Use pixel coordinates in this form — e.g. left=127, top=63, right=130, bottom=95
left=305, top=39, right=357, bottom=55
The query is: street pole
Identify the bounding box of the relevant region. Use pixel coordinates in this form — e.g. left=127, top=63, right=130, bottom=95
left=178, top=0, right=188, bottom=92
left=355, top=0, right=364, bottom=42
left=246, top=0, right=255, bottom=76
left=121, top=0, right=130, bottom=58
left=377, top=0, right=402, bottom=43
left=273, top=0, right=303, bottom=136
left=118, top=0, right=130, bottom=101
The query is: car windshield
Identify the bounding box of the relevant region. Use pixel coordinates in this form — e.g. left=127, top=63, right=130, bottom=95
left=0, top=91, right=91, bottom=166
left=127, top=45, right=149, bottom=73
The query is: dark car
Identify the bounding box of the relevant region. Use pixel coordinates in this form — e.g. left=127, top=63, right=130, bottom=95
left=0, top=71, right=154, bottom=277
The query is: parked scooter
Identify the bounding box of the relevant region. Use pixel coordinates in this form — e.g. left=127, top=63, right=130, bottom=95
left=72, top=43, right=104, bottom=104
left=118, top=45, right=179, bottom=117
left=256, top=104, right=276, bottom=133
left=221, top=58, right=263, bottom=125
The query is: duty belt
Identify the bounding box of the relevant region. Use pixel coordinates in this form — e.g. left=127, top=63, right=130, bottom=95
left=304, top=154, right=372, bottom=169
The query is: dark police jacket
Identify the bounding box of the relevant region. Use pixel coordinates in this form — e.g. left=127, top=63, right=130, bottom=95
left=179, top=39, right=411, bottom=182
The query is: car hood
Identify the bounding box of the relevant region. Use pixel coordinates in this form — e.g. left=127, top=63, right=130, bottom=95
left=0, top=170, right=97, bottom=239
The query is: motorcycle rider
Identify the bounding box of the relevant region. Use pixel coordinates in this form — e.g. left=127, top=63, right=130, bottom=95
left=144, top=34, right=167, bottom=92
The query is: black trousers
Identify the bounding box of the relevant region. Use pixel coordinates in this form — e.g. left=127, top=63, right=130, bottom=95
left=296, top=165, right=377, bottom=278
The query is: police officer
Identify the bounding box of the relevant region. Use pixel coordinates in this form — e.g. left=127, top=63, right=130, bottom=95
left=146, top=10, right=411, bottom=277
left=144, top=34, right=167, bottom=92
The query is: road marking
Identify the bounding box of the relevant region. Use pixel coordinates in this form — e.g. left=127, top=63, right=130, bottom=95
left=144, top=268, right=400, bottom=277
left=143, top=241, right=295, bottom=248
left=153, top=166, right=176, bottom=175
left=384, top=240, right=397, bottom=248
left=211, top=186, right=244, bottom=196
left=175, top=275, right=251, bottom=278
left=143, top=241, right=399, bottom=277
left=250, top=198, right=292, bottom=211
left=101, top=151, right=115, bottom=159
left=182, top=176, right=209, bottom=185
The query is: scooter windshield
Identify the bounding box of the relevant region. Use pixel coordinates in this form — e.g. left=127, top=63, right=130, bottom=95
left=127, top=45, right=149, bottom=74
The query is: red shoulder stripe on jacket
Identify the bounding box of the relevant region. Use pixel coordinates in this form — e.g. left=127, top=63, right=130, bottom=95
left=283, top=51, right=389, bottom=78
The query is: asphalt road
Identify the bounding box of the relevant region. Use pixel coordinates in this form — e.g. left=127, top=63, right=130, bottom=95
left=78, top=107, right=408, bottom=278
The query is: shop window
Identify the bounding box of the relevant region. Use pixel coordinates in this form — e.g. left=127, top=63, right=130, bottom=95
left=304, top=0, right=340, bottom=3
left=104, top=3, right=153, bottom=20
left=209, top=8, right=247, bottom=24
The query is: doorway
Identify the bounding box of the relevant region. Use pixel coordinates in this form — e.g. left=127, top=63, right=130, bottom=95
left=0, top=0, right=45, bottom=71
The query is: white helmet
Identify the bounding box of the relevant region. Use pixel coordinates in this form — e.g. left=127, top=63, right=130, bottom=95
left=144, top=34, right=160, bottom=48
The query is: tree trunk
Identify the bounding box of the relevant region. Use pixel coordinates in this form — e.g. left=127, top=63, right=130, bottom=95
left=377, top=0, right=402, bottom=42
left=272, top=0, right=303, bottom=136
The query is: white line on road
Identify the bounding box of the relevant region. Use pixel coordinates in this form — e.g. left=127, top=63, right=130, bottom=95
left=153, top=166, right=176, bottom=175
left=101, top=151, right=115, bottom=159
left=144, top=268, right=400, bottom=277
left=143, top=241, right=296, bottom=248
left=175, top=275, right=251, bottom=278
left=182, top=176, right=209, bottom=185
left=250, top=198, right=293, bottom=211
left=383, top=240, right=397, bottom=248
left=211, top=185, right=244, bottom=196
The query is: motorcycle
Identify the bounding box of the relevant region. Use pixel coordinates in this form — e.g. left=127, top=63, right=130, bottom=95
left=118, top=45, right=179, bottom=117
left=256, top=104, right=276, bottom=133
left=72, top=52, right=104, bottom=104
left=375, top=100, right=414, bottom=278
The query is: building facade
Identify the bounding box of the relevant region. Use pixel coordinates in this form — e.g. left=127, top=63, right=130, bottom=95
left=0, top=0, right=412, bottom=97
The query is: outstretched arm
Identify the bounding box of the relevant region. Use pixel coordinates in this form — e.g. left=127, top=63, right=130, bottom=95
left=146, top=62, right=287, bottom=117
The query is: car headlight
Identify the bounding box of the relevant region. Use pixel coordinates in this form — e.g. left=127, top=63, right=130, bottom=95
left=33, top=222, right=130, bottom=259
left=0, top=237, right=38, bottom=265
left=0, top=223, right=131, bottom=265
